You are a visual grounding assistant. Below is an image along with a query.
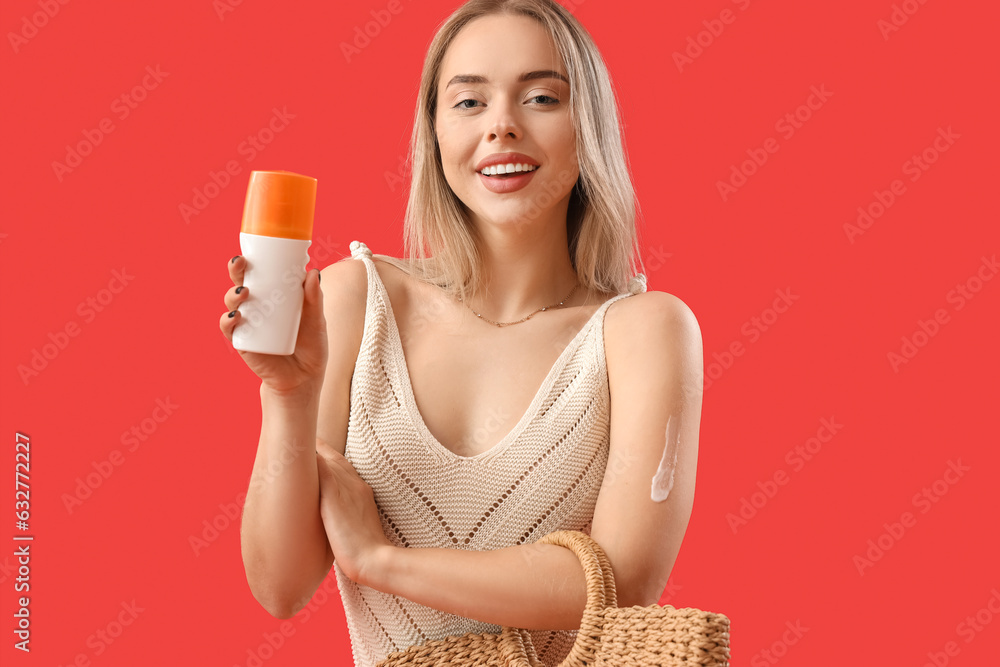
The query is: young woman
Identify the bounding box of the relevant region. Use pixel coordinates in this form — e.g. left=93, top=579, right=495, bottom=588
left=220, top=1, right=703, bottom=665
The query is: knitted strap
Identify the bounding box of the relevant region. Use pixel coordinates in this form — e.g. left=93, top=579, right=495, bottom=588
left=498, top=530, right=618, bottom=667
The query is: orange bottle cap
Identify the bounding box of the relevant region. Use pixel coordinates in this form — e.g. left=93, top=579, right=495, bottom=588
left=240, top=170, right=317, bottom=240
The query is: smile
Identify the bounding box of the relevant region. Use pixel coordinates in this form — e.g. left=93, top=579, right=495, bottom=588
left=477, top=163, right=539, bottom=177
left=477, top=166, right=539, bottom=193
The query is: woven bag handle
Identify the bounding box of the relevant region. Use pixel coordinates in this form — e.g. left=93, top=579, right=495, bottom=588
left=498, top=530, right=617, bottom=667
left=539, top=529, right=618, bottom=608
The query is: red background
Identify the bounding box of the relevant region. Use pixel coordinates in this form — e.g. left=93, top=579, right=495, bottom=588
left=2, top=0, right=998, bottom=665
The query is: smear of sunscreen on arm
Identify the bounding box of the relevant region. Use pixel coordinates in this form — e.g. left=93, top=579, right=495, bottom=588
left=651, top=414, right=681, bottom=503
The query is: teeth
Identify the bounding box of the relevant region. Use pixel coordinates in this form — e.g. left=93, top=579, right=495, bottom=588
left=481, top=163, right=537, bottom=176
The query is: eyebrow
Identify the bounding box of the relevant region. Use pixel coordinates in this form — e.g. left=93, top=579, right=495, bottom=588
left=444, top=70, right=569, bottom=90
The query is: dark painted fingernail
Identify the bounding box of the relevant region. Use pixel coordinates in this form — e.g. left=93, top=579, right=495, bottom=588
left=228, top=310, right=237, bottom=318
left=317, top=270, right=321, bottom=284
left=235, top=286, right=244, bottom=294
left=231, top=255, right=240, bottom=263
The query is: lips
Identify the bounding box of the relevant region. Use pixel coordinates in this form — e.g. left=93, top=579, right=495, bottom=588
left=477, top=167, right=538, bottom=194
left=474, top=152, right=541, bottom=173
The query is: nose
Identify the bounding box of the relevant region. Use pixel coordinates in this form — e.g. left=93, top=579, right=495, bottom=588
left=486, top=96, right=520, bottom=141
left=489, top=123, right=518, bottom=141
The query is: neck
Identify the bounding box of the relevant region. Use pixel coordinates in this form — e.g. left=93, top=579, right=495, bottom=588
left=465, top=212, right=580, bottom=323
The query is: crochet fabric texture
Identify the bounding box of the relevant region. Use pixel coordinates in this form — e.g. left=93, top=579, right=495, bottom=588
left=334, top=240, right=647, bottom=667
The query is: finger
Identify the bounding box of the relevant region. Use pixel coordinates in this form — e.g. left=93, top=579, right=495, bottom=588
left=315, top=435, right=336, bottom=457
left=299, top=268, right=325, bottom=329
left=219, top=308, right=242, bottom=341
left=315, top=451, right=331, bottom=477
left=224, top=284, right=249, bottom=312
left=323, top=451, right=363, bottom=484
left=316, top=445, right=346, bottom=469
left=227, top=254, right=245, bottom=287
left=317, top=444, right=350, bottom=470
left=317, top=448, right=358, bottom=483
left=315, top=451, right=347, bottom=487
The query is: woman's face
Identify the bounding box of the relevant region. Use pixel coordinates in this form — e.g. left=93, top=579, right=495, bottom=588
left=434, top=14, right=578, bottom=232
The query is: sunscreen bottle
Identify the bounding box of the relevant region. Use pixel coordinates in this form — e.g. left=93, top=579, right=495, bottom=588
left=232, top=170, right=317, bottom=356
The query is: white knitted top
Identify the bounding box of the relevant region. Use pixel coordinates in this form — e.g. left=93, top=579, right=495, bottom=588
left=333, top=240, right=647, bottom=667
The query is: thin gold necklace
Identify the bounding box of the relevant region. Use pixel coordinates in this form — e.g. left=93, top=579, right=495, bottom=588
left=458, top=282, right=580, bottom=328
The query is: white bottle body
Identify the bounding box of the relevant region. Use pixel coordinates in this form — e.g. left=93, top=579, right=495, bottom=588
left=232, top=232, right=311, bottom=356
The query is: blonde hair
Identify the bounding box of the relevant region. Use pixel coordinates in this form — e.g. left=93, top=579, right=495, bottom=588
left=371, top=0, right=645, bottom=302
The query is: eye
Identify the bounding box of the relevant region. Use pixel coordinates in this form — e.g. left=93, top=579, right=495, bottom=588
left=452, top=95, right=560, bottom=110
left=529, top=94, right=559, bottom=105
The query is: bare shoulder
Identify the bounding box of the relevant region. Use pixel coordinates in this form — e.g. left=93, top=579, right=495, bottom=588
left=314, top=255, right=370, bottom=457
left=315, top=251, right=413, bottom=352
left=368, top=254, right=425, bottom=306
left=368, top=254, right=414, bottom=287
left=318, top=255, right=370, bottom=321
left=604, top=290, right=703, bottom=380
left=320, top=255, right=410, bottom=314
left=607, top=289, right=700, bottom=333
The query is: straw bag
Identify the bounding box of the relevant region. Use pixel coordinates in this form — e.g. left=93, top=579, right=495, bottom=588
left=375, top=529, right=730, bottom=666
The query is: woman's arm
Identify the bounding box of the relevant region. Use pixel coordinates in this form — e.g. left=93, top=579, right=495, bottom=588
left=241, top=259, right=367, bottom=619
left=241, top=385, right=331, bottom=619
left=358, top=291, right=703, bottom=630
left=591, top=291, right=702, bottom=607
left=364, top=541, right=589, bottom=631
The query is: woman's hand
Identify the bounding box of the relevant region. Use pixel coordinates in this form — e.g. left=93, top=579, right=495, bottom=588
left=219, top=255, right=329, bottom=396
left=315, top=438, right=395, bottom=586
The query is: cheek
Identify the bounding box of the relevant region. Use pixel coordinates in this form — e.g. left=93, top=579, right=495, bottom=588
left=437, top=129, right=474, bottom=181
left=546, top=122, right=578, bottom=169
left=434, top=137, right=464, bottom=192
left=436, top=123, right=459, bottom=160
left=435, top=132, right=453, bottom=173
